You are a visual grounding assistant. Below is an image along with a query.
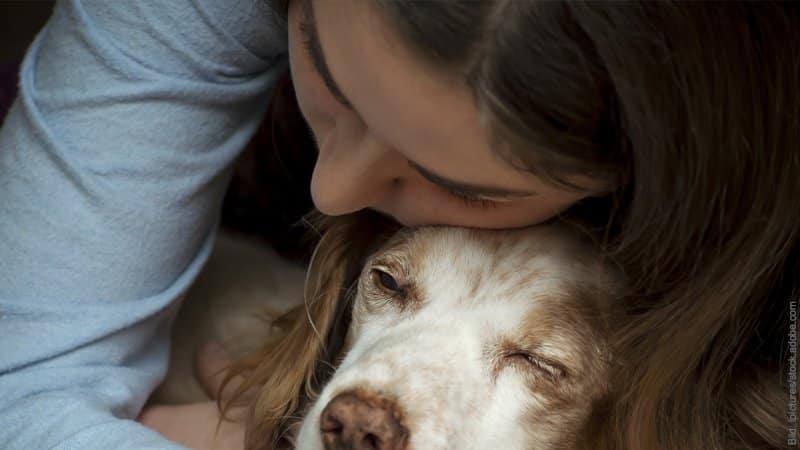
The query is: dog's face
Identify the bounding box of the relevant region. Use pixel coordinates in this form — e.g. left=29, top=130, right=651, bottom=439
left=295, top=226, right=619, bottom=450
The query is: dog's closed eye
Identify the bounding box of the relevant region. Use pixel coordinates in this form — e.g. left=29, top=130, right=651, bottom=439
left=500, top=350, right=569, bottom=384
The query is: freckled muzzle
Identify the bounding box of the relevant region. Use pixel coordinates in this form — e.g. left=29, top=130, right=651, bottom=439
left=319, top=389, right=408, bottom=450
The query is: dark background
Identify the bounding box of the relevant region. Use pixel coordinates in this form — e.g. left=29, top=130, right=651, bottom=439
left=0, top=1, right=54, bottom=118
left=0, top=1, right=53, bottom=61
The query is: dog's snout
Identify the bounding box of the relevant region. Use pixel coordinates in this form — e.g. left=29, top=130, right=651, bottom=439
left=319, top=391, right=407, bottom=450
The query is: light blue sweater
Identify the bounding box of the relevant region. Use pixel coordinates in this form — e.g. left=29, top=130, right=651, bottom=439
left=0, top=0, right=287, bottom=448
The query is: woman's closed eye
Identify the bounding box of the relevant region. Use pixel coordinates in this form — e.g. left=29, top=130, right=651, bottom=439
left=446, top=188, right=500, bottom=210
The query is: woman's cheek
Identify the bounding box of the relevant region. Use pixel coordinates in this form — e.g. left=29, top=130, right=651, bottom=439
left=289, top=64, right=333, bottom=128
left=288, top=40, right=340, bottom=134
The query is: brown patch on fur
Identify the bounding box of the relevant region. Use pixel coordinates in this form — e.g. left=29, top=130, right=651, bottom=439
left=524, top=288, right=611, bottom=384
left=515, top=285, right=616, bottom=449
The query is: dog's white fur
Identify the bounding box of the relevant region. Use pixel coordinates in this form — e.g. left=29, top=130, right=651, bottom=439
left=157, top=225, right=619, bottom=449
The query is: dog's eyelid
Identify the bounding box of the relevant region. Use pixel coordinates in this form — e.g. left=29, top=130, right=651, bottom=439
left=370, top=254, right=405, bottom=271
left=369, top=257, right=410, bottom=283
left=508, top=350, right=569, bottom=381
left=370, top=263, right=396, bottom=274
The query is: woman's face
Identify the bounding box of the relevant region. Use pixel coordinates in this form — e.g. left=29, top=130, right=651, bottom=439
left=287, top=0, right=593, bottom=229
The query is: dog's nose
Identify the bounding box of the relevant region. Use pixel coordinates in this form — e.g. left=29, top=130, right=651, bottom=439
left=319, top=391, right=407, bottom=450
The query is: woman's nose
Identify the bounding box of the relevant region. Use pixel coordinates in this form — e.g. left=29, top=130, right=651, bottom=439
left=309, top=124, right=406, bottom=217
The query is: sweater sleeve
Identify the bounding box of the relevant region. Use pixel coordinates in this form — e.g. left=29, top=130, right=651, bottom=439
left=0, top=0, right=288, bottom=448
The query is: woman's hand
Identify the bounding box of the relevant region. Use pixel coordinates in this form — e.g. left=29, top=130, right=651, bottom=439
left=139, top=340, right=246, bottom=450
left=138, top=401, right=244, bottom=450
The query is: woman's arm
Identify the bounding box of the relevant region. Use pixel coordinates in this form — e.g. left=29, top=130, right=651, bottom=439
left=0, top=0, right=287, bottom=448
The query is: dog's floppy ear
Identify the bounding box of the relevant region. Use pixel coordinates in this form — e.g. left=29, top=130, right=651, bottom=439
left=221, top=210, right=398, bottom=450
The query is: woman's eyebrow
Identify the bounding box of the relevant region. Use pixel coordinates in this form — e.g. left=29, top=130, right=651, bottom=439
left=408, top=161, right=539, bottom=199
left=299, top=0, right=354, bottom=109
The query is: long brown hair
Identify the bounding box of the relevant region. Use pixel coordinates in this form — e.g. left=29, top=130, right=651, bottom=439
left=225, top=2, right=799, bottom=449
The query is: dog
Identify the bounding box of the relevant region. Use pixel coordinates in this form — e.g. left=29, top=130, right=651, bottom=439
left=156, top=224, right=621, bottom=450
left=292, top=225, right=619, bottom=450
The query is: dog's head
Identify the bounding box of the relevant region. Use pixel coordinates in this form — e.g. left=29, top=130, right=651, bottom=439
left=294, top=225, right=621, bottom=450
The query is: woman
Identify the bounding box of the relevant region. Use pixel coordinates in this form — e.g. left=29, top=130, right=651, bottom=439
left=0, top=1, right=795, bottom=449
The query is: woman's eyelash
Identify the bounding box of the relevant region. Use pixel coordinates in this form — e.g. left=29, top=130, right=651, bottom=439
left=448, top=189, right=499, bottom=210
